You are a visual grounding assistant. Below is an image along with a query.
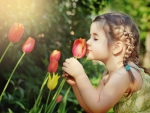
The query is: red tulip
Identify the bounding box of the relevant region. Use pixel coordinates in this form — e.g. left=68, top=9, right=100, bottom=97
left=72, top=38, right=87, bottom=58
left=50, top=50, right=61, bottom=61
left=56, top=95, right=63, bottom=103
left=8, top=22, right=24, bottom=43
left=47, top=59, right=58, bottom=73
left=22, top=37, right=35, bottom=53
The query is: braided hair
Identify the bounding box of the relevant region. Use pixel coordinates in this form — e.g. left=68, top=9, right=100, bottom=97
left=93, top=13, right=140, bottom=97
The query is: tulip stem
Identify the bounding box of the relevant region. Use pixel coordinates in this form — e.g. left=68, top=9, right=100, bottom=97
left=44, top=90, right=51, bottom=113
left=29, top=72, right=49, bottom=113
left=0, top=52, right=25, bottom=102
left=50, top=102, right=57, bottom=113
left=46, top=78, right=66, bottom=113
left=0, top=42, right=13, bottom=63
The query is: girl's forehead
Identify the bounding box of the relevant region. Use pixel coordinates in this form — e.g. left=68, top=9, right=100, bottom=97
left=90, top=22, right=106, bottom=34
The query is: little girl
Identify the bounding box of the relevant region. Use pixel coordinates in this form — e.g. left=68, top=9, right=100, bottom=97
left=62, top=13, right=150, bottom=113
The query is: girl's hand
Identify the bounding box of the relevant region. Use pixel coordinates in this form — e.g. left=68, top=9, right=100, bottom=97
left=62, top=57, right=86, bottom=79
left=62, top=72, right=76, bottom=86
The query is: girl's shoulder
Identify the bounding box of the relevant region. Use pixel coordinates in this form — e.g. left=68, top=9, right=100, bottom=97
left=102, top=62, right=143, bottom=92
left=116, top=62, right=143, bottom=92
left=128, top=61, right=140, bottom=71
left=102, top=67, right=129, bottom=86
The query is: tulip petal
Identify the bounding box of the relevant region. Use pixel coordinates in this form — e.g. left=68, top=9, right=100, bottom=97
left=72, top=38, right=86, bottom=58
left=47, top=73, right=60, bottom=90
left=8, top=22, right=24, bottom=43
left=56, top=95, right=63, bottom=103
left=22, top=37, right=35, bottom=53
left=47, top=59, right=58, bottom=73
left=50, top=50, right=61, bottom=61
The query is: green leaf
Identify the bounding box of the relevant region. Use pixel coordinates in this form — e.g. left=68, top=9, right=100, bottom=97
left=38, top=105, right=44, bottom=113
left=58, top=87, right=71, bottom=113
left=13, top=101, right=26, bottom=110
left=18, top=87, right=24, bottom=98
left=8, top=108, right=14, bottom=113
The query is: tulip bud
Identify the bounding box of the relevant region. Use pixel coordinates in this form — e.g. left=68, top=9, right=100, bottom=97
left=56, top=95, right=63, bottom=103
left=22, top=37, right=35, bottom=53
left=50, top=50, right=61, bottom=61
left=47, top=73, right=60, bottom=90
left=72, top=38, right=87, bottom=58
left=47, top=59, right=58, bottom=73
left=8, top=22, right=24, bottom=43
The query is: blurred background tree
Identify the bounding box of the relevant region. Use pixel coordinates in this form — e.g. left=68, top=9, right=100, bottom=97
left=0, top=0, right=149, bottom=112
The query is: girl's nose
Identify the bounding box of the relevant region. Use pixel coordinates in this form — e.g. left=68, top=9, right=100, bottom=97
left=86, top=39, right=91, bottom=46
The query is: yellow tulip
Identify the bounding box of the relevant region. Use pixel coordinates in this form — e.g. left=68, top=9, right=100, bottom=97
left=47, top=73, right=60, bottom=90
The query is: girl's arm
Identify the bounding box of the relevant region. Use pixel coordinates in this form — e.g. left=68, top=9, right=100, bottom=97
left=72, top=79, right=104, bottom=113
left=75, top=71, right=130, bottom=113
left=62, top=58, right=130, bottom=113
left=62, top=73, right=92, bottom=112
left=72, top=85, right=92, bottom=113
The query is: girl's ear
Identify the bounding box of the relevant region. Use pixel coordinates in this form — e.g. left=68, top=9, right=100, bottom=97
left=112, top=41, right=124, bottom=55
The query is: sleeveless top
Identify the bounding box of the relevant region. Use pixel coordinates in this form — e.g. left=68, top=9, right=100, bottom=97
left=113, top=68, right=150, bottom=113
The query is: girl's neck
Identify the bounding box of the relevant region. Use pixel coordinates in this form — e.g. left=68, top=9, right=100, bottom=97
left=106, top=60, right=124, bottom=74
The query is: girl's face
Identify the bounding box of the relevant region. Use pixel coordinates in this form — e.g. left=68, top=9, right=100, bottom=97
left=86, top=22, right=112, bottom=63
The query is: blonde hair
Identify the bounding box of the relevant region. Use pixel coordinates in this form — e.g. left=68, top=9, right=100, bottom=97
left=93, top=13, right=147, bottom=97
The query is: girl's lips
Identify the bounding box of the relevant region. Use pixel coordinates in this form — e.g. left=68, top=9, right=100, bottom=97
left=86, top=49, right=90, bottom=54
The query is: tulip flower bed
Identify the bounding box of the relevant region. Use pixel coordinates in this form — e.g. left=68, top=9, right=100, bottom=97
left=0, top=22, right=69, bottom=113
left=0, top=22, right=92, bottom=113
left=0, top=22, right=111, bottom=113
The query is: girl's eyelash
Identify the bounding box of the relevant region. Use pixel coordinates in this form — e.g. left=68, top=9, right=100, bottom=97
left=90, top=37, right=98, bottom=41
left=94, top=38, right=98, bottom=41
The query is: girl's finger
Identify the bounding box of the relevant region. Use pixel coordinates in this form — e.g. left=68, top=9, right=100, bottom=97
left=63, top=62, right=69, bottom=67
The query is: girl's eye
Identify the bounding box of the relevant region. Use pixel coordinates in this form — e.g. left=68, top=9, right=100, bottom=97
left=94, top=38, right=98, bottom=41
